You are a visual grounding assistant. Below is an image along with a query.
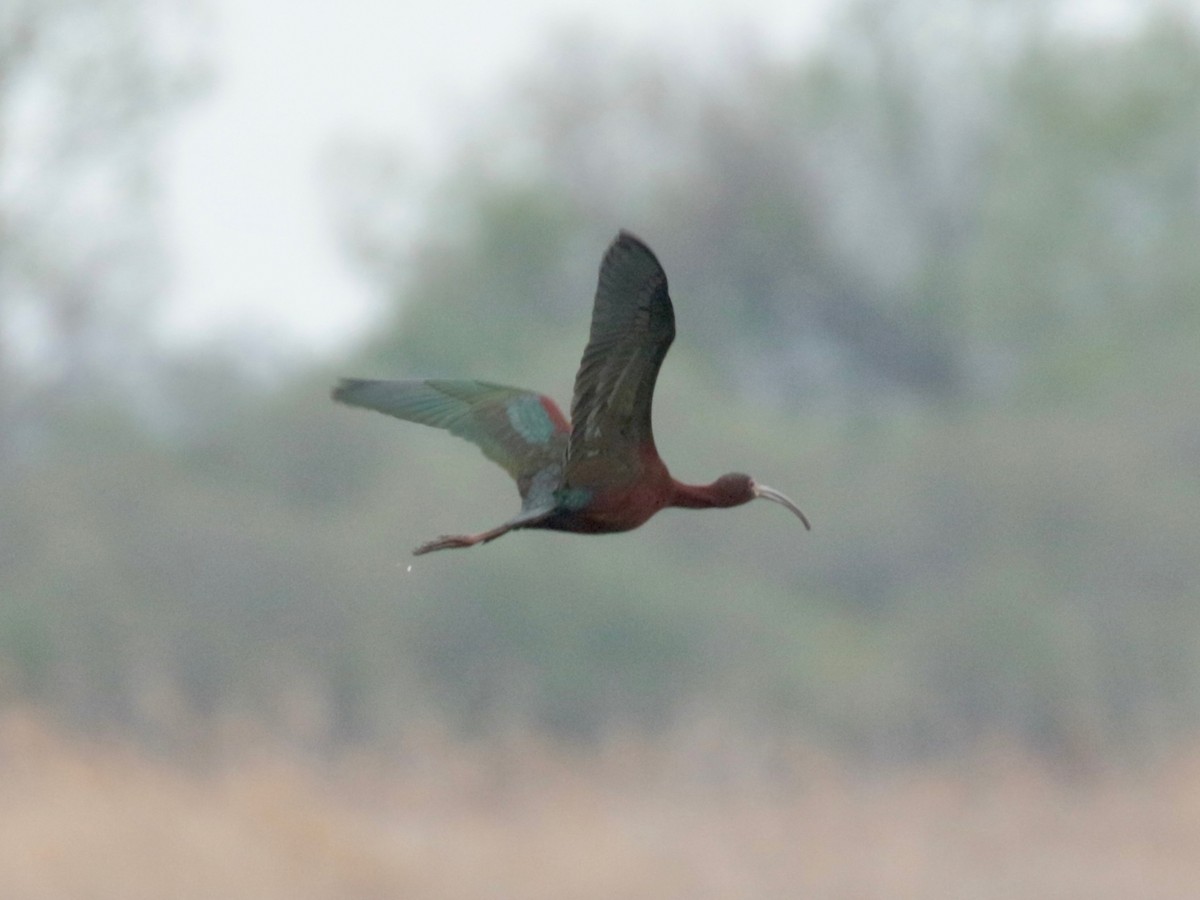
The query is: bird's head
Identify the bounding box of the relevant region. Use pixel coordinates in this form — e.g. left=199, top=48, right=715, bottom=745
left=712, top=473, right=811, bottom=530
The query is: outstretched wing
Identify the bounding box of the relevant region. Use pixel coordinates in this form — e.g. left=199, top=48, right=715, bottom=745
left=567, top=231, right=675, bottom=471
left=332, top=379, right=569, bottom=490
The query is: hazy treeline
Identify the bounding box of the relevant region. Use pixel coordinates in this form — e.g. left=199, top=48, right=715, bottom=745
left=2, top=0, right=1198, bottom=763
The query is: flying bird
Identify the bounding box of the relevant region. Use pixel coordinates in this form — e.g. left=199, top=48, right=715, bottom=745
left=333, top=231, right=810, bottom=555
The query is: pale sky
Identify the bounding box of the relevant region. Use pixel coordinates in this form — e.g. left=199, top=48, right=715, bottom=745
left=159, top=0, right=833, bottom=358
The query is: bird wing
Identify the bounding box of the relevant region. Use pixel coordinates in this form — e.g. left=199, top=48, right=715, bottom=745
left=332, top=378, right=569, bottom=491
left=567, top=231, right=676, bottom=475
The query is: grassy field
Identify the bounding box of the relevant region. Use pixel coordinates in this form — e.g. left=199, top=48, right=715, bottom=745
left=1, top=711, right=1198, bottom=899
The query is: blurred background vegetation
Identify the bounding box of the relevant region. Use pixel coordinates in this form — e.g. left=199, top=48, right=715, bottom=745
left=3, top=0, right=1199, bottom=769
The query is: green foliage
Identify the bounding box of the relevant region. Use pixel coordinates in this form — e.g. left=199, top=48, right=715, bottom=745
left=363, top=184, right=589, bottom=381
left=0, top=0, right=206, bottom=443
left=962, top=12, right=1200, bottom=399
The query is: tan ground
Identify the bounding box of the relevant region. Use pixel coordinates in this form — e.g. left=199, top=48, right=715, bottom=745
left=1, top=712, right=1198, bottom=900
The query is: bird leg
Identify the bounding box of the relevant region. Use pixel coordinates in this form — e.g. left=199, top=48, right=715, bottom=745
left=414, top=525, right=511, bottom=555
left=412, top=508, right=553, bottom=556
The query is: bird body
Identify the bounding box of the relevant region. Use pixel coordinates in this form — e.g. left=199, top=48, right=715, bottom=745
left=334, top=231, right=810, bottom=555
left=542, top=445, right=673, bottom=534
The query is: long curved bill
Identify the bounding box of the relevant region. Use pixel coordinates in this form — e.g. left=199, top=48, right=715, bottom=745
left=753, top=482, right=811, bottom=531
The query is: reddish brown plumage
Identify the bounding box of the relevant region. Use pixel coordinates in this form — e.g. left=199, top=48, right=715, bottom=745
left=333, top=231, right=810, bottom=555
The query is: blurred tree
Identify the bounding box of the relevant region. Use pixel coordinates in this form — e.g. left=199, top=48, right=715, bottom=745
left=0, top=0, right=206, bottom=461
left=5, top=0, right=1200, bottom=761
left=316, top=0, right=1200, bottom=755
left=0, top=0, right=206, bottom=728
left=332, top=23, right=975, bottom=409
left=966, top=10, right=1200, bottom=399
left=332, top=1, right=1200, bottom=410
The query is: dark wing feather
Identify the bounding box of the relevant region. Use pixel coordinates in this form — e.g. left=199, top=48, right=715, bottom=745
left=567, top=231, right=675, bottom=469
left=332, top=378, right=568, bottom=490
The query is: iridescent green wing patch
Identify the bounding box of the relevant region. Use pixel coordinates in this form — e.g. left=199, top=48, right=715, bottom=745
left=554, top=486, right=592, bottom=511
left=506, top=393, right=559, bottom=444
